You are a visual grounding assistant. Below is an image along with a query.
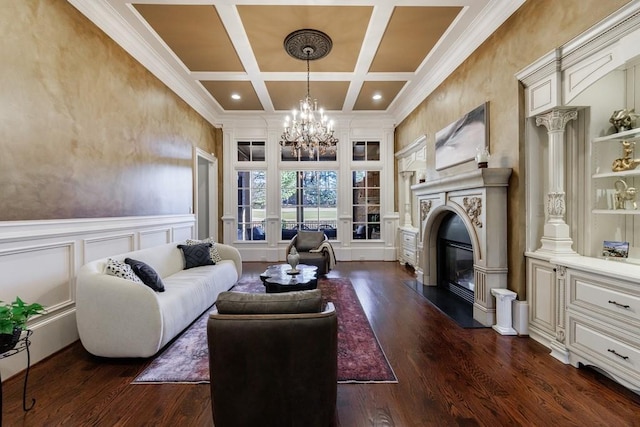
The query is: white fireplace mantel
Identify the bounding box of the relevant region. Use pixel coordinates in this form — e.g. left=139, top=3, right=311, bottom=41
left=411, top=168, right=513, bottom=195
left=411, top=167, right=512, bottom=326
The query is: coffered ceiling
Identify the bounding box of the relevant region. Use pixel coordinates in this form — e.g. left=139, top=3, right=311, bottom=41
left=68, top=1, right=525, bottom=127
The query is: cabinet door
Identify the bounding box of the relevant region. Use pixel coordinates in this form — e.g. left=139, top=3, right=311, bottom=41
left=527, top=258, right=557, bottom=340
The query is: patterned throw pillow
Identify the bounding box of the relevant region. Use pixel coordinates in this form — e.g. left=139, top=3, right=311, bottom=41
left=105, top=258, right=143, bottom=283
left=186, top=238, right=222, bottom=263
left=125, top=258, right=165, bottom=292
left=178, top=243, right=215, bottom=269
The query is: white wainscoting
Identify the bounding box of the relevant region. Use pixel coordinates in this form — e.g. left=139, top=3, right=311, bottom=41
left=0, top=215, right=195, bottom=381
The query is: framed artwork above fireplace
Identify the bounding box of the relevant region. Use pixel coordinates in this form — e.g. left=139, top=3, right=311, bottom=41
left=435, top=102, right=489, bottom=170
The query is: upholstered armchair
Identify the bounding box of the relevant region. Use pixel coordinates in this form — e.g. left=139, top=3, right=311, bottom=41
left=286, top=230, right=335, bottom=276
left=207, top=289, right=338, bottom=427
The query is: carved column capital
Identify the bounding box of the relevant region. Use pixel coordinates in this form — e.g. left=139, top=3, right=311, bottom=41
left=535, top=109, right=578, bottom=133
left=547, top=192, right=566, bottom=219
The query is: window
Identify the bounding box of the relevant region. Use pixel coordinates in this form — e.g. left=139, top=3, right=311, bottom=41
left=237, top=141, right=265, bottom=162
left=237, top=171, right=266, bottom=241
left=352, top=171, right=380, bottom=239
left=352, top=141, right=380, bottom=161
left=281, top=170, right=338, bottom=240
left=280, top=145, right=337, bottom=162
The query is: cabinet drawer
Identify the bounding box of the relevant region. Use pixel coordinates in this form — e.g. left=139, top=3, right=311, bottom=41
left=402, top=232, right=416, bottom=246
left=568, top=273, right=640, bottom=325
left=402, top=249, right=416, bottom=262
left=568, top=314, right=640, bottom=381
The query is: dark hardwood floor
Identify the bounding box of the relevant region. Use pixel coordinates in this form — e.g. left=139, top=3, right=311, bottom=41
left=2, top=261, right=640, bottom=426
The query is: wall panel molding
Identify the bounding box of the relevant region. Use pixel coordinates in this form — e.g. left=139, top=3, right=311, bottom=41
left=0, top=214, right=195, bottom=380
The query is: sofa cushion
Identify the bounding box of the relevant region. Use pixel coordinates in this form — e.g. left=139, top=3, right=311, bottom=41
left=125, top=258, right=165, bottom=292
left=105, top=258, right=143, bottom=283
left=186, top=238, right=222, bottom=263
left=295, top=231, right=325, bottom=251
left=178, top=243, right=214, bottom=269
left=215, top=289, right=322, bottom=314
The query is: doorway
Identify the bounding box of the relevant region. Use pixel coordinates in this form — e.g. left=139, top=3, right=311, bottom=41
left=194, top=148, right=218, bottom=241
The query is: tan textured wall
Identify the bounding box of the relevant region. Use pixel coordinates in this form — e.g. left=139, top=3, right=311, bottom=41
left=395, top=0, right=630, bottom=297
left=0, top=0, right=220, bottom=221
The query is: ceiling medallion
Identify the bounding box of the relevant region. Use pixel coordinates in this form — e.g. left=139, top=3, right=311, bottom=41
left=280, top=29, right=338, bottom=158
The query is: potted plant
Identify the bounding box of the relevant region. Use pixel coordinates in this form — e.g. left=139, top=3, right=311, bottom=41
left=0, top=297, right=45, bottom=354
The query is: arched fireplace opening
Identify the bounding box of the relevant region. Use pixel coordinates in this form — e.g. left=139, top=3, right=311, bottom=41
left=437, top=212, right=474, bottom=305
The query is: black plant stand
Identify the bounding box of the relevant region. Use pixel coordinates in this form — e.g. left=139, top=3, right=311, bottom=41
left=0, top=329, right=35, bottom=427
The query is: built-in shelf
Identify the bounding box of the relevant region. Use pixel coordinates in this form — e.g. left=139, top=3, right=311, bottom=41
left=592, top=209, right=640, bottom=215
left=592, top=169, right=640, bottom=178
left=593, top=128, right=640, bottom=143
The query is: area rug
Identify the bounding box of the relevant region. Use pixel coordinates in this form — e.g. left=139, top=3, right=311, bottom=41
left=133, top=277, right=397, bottom=384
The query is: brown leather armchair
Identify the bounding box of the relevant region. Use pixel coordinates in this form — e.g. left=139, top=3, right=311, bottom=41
left=207, top=289, right=338, bottom=427
left=286, top=230, right=335, bottom=276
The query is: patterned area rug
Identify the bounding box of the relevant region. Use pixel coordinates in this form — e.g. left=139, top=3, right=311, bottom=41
left=133, top=277, right=397, bottom=384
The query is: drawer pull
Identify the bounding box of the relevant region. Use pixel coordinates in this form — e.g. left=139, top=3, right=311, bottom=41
left=607, top=349, right=629, bottom=360
left=608, top=300, right=630, bottom=309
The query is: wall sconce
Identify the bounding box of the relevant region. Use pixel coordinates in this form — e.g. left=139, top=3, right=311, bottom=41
left=417, top=171, right=426, bottom=183
left=475, top=146, right=490, bottom=168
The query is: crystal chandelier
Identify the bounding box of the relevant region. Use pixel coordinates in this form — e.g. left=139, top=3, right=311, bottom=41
left=280, top=29, right=338, bottom=157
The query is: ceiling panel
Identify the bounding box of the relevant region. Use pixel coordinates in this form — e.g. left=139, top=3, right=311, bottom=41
left=238, top=5, right=372, bottom=73
left=266, top=81, right=349, bottom=112
left=201, top=81, right=263, bottom=110
left=353, top=81, right=408, bottom=111
left=370, top=6, right=462, bottom=72
left=133, top=4, right=244, bottom=72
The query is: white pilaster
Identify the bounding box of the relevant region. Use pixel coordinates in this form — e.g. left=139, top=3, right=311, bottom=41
left=535, top=109, right=578, bottom=255
left=400, top=171, right=414, bottom=226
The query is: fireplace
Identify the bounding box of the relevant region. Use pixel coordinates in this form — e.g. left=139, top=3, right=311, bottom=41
left=438, top=212, right=474, bottom=305
left=411, top=168, right=511, bottom=326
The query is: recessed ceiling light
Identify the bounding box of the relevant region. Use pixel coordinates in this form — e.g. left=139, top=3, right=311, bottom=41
left=231, top=93, right=241, bottom=100
left=372, top=93, right=382, bottom=100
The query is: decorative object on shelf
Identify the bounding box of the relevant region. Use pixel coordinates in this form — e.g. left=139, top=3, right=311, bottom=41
left=0, top=297, right=44, bottom=353
left=613, top=179, right=637, bottom=210
left=611, top=140, right=640, bottom=171
left=280, top=29, right=338, bottom=157
left=609, top=108, right=639, bottom=132
left=475, top=146, right=490, bottom=168
left=417, top=171, right=426, bottom=183
left=287, top=246, right=300, bottom=274
left=602, top=240, right=629, bottom=258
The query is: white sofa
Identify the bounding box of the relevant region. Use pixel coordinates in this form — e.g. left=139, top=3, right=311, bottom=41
left=76, top=241, right=242, bottom=358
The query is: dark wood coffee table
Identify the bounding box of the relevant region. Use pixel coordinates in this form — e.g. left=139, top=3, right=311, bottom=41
left=260, top=264, right=318, bottom=293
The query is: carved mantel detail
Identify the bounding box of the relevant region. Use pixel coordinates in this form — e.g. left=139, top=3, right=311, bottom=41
left=463, top=197, right=483, bottom=228
left=420, top=200, right=432, bottom=223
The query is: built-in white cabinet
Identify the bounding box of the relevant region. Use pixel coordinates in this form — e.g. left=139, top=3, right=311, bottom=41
left=398, top=226, right=418, bottom=268
left=520, top=1, right=640, bottom=394
left=556, top=257, right=640, bottom=393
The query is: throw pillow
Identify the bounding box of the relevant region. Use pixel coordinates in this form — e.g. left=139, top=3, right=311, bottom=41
left=295, top=230, right=325, bottom=252
left=124, top=258, right=165, bottom=292
left=178, top=243, right=214, bottom=269
left=215, top=289, right=322, bottom=314
left=105, top=258, right=143, bottom=284
left=185, top=238, right=222, bottom=263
